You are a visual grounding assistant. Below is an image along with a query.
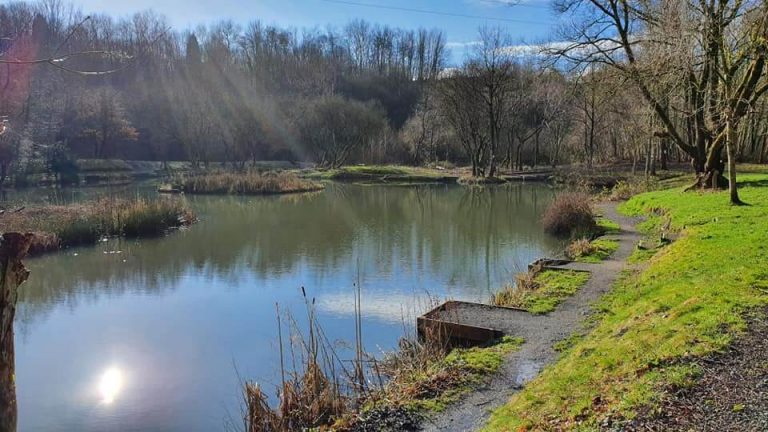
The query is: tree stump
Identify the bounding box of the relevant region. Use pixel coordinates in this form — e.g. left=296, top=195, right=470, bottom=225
left=0, top=233, right=33, bottom=432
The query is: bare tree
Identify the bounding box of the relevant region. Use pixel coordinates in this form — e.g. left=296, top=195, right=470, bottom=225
left=551, top=0, right=768, bottom=196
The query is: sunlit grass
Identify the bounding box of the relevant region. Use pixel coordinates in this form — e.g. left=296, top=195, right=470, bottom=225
left=567, top=238, right=620, bottom=263
left=484, top=174, right=768, bottom=431
left=492, top=270, right=591, bottom=315
left=366, top=336, right=524, bottom=414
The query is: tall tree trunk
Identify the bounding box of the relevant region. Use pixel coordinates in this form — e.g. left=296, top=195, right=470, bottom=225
left=726, top=116, right=742, bottom=205
left=0, top=233, right=33, bottom=432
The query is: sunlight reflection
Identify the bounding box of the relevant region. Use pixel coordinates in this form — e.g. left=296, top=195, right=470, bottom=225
left=99, top=367, right=124, bottom=404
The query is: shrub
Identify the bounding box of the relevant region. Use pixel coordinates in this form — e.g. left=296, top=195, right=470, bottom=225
left=542, top=192, right=597, bottom=237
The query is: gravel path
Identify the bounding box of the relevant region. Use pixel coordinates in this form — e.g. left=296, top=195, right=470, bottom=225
left=422, top=202, right=641, bottom=432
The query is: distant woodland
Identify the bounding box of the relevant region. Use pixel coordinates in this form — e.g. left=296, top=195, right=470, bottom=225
left=1, top=0, right=767, bottom=186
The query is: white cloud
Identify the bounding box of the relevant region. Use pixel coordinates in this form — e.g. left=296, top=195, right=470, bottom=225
left=446, top=40, right=482, bottom=49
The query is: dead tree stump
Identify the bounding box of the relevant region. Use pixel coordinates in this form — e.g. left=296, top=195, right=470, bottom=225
left=0, top=233, right=33, bottom=432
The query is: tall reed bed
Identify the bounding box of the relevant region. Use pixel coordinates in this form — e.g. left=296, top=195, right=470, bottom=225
left=244, top=288, right=520, bottom=431
left=0, top=197, right=195, bottom=254
left=172, top=171, right=324, bottom=195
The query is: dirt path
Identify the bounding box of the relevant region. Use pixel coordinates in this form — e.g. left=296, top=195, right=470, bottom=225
left=422, top=202, right=642, bottom=432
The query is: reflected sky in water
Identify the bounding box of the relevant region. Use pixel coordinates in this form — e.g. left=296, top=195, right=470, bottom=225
left=13, top=182, right=560, bottom=432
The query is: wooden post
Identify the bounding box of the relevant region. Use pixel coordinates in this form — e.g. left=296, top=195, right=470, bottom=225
left=0, top=233, right=33, bottom=432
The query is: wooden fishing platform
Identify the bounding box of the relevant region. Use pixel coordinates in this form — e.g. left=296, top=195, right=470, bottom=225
left=417, top=258, right=592, bottom=348
left=417, top=300, right=531, bottom=347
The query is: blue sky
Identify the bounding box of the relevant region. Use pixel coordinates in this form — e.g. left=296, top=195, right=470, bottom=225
left=71, top=0, right=560, bottom=64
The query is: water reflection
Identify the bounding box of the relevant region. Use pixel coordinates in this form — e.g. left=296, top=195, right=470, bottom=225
left=98, top=367, right=124, bottom=404
left=13, top=182, right=560, bottom=432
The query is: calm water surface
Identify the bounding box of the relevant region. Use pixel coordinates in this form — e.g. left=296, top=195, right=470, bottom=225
left=13, top=182, right=559, bottom=432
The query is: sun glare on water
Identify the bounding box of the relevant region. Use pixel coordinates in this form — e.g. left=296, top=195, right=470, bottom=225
left=99, top=367, right=124, bottom=404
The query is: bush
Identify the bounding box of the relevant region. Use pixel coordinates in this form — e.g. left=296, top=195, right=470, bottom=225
left=542, top=192, right=597, bottom=237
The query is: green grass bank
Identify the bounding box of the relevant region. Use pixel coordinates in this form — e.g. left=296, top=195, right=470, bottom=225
left=484, top=173, right=768, bottom=431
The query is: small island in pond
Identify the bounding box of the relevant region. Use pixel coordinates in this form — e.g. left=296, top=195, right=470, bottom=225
left=160, top=171, right=324, bottom=195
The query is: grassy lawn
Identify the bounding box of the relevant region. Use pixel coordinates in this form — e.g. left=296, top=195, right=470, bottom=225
left=483, top=173, right=768, bottom=431
left=493, top=270, right=592, bottom=315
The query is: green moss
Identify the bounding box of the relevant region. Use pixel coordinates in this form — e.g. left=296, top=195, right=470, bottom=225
left=524, top=270, right=592, bottom=314
left=484, top=174, right=768, bottom=431
left=574, top=239, right=620, bottom=263
left=596, top=217, right=621, bottom=234
left=401, top=336, right=524, bottom=413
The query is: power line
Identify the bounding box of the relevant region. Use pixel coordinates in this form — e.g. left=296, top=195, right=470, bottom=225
left=474, top=0, right=552, bottom=10
left=318, top=0, right=552, bottom=25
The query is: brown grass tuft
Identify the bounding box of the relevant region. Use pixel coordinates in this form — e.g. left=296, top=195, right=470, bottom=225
left=565, top=238, right=596, bottom=260
left=491, top=270, right=540, bottom=308
left=541, top=192, right=596, bottom=237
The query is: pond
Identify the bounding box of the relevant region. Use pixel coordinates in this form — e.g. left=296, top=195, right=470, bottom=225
left=12, top=182, right=560, bottom=432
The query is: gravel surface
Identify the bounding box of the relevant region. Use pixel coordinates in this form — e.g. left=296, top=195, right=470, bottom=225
left=626, top=310, right=768, bottom=432
left=421, top=203, right=642, bottom=431
left=428, top=302, right=540, bottom=335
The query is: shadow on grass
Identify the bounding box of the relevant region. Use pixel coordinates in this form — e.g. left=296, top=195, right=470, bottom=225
left=737, top=178, right=768, bottom=188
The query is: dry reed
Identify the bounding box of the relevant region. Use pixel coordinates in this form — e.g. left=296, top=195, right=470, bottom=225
left=173, top=171, right=324, bottom=195
left=0, top=197, right=195, bottom=254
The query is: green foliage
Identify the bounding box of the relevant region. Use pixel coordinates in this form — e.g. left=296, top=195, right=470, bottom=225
left=484, top=175, right=768, bottom=431
left=44, top=142, right=80, bottom=185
